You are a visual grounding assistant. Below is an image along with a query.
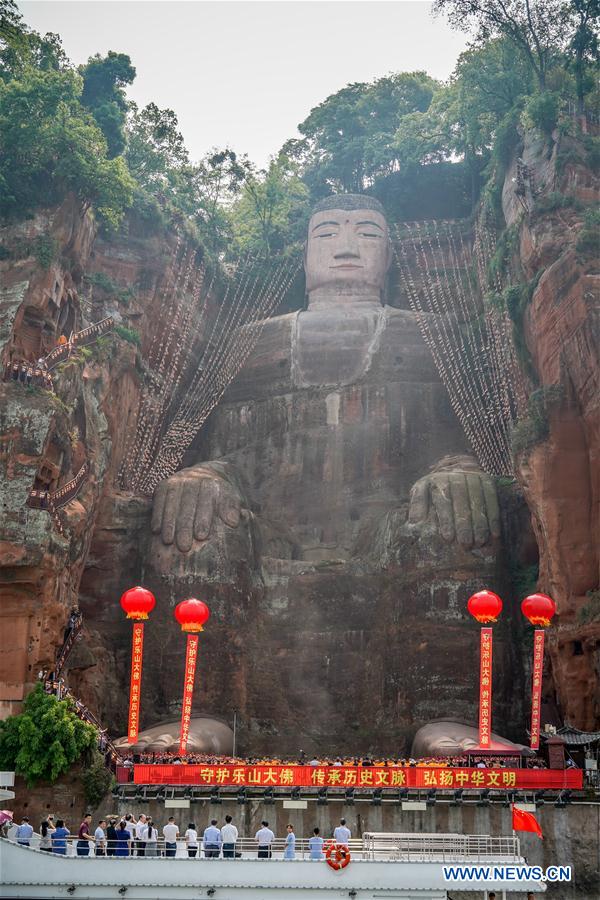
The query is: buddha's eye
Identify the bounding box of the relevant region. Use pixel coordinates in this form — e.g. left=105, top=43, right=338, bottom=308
left=316, top=231, right=337, bottom=238
left=358, top=231, right=381, bottom=239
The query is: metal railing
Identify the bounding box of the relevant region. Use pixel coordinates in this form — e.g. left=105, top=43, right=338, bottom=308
left=362, top=832, right=520, bottom=862
left=4, top=832, right=521, bottom=863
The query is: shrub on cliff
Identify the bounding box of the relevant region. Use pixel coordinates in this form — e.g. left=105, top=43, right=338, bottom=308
left=82, top=749, right=115, bottom=809
left=0, top=684, right=97, bottom=786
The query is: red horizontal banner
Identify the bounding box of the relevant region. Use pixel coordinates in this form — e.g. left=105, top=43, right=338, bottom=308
left=132, top=765, right=583, bottom=790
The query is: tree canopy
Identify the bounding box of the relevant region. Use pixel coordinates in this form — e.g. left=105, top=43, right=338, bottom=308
left=0, top=684, right=97, bottom=786
left=80, top=51, right=136, bottom=157
left=0, top=1, right=598, bottom=251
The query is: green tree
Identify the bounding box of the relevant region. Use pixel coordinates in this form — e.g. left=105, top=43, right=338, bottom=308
left=564, top=0, right=600, bottom=112
left=232, top=154, right=308, bottom=253
left=434, top=0, right=567, bottom=89
left=80, top=51, right=136, bottom=157
left=0, top=685, right=97, bottom=786
left=393, top=40, right=532, bottom=207
left=292, top=72, right=438, bottom=194
left=0, top=67, right=134, bottom=225
left=0, top=0, right=21, bottom=44
left=126, top=101, right=188, bottom=186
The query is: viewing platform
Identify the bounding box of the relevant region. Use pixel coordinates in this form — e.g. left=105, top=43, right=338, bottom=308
left=0, top=833, right=547, bottom=899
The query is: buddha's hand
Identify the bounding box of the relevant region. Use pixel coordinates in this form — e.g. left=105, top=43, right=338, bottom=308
left=407, top=455, right=501, bottom=549
left=151, top=461, right=247, bottom=553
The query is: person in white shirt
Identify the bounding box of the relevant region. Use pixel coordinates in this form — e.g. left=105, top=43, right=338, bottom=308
left=123, top=814, right=136, bottom=843
left=144, top=818, right=158, bottom=857
left=94, top=820, right=106, bottom=856
left=333, top=818, right=351, bottom=846
left=163, top=817, right=179, bottom=858
left=134, top=814, right=147, bottom=856
left=255, top=820, right=275, bottom=859
left=221, top=815, right=238, bottom=859
left=185, top=822, right=199, bottom=858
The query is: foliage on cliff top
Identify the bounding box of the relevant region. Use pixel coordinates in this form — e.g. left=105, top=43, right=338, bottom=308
left=0, top=2, right=133, bottom=227
left=1, top=0, right=598, bottom=254
left=0, top=683, right=97, bottom=787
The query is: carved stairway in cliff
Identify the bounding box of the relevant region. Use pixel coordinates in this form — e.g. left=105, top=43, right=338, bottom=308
left=394, top=218, right=527, bottom=477
left=43, top=315, right=115, bottom=370
left=27, top=461, right=90, bottom=534
left=54, top=611, right=83, bottom=678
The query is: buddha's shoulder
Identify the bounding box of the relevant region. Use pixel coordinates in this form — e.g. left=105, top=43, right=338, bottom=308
left=383, top=304, right=424, bottom=332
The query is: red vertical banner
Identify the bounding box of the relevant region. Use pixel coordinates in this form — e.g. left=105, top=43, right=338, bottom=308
left=530, top=629, right=545, bottom=750
left=128, top=621, right=145, bottom=743
left=179, top=633, right=199, bottom=754
left=479, top=627, right=493, bottom=748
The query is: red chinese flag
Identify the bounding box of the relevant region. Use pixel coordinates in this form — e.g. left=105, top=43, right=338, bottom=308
left=512, top=805, right=543, bottom=839
left=179, top=633, right=199, bottom=754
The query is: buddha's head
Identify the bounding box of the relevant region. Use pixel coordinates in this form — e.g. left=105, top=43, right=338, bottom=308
left=304, top=194, right=392, bottom=307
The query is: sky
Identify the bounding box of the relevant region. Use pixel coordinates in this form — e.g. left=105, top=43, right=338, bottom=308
left=18, top=1, right=468, bottom=168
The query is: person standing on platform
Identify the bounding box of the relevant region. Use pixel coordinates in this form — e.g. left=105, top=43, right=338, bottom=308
left=163, top=816, right=179, bottom=857
left=221, top=815, right=238, bottom=859
left=283, top=824, right=296, bottom=859
left=94, top=820, right=107, bottom=856
left=76, top=813, right=94, bottom=856
left=106, top=819, right=118, bottom=856
left=308, top=827, right=324, bottom=860
left=123, top=813, right=136, bottom=848
left=203, top=819, right=222, bottom=858
left=255, top=820, right=275, bottom=859
left=134, top=813, right=147, bottom=856
left=115, top=820, right=131, bottom=857
left=144, top=818, right=158, bottom=857
left=51, top=819, right=70, bottom=855
left=185, top=822, right=199, bottom=858
left=39, top=818, right=55, bottom=853
left=333, top=818, right=351, bottom=846
left=15, top=817, right=33, bottom=846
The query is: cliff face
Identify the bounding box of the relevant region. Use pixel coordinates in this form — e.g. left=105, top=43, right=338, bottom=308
left=0, top=199, right=201, bottom=721
left=502, top=128, right=600, bottom=728
left=0, top=127, right=598, bottom=749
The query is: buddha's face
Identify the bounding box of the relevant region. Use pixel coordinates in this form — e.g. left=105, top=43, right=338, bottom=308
left=304, top=207, right=391, bottom=295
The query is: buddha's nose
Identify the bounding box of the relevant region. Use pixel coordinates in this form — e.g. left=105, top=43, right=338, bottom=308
left=334, top=227, right=360, bottom=258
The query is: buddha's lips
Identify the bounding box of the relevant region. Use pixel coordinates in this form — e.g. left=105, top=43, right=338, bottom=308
left=330, top=264, right=363, bottom=269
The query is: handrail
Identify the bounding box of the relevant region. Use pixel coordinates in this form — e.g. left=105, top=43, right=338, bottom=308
left=27, top=461, right=90, bottom=514
left=2, top=833, right=522, bottom=862
left=44, top=316, right=114, bottom=371
left=54, top=613, right=83, bottom=678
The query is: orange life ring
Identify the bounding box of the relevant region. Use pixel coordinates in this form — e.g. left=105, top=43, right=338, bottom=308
left=325, top=841, right=351, bottom=870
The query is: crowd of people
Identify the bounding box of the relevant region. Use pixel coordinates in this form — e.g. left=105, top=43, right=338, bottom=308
left=125, top=751, right=549, bottom=769
left=13, top=813, right=356, bottom=861
left=4, top=358, right=53, bottom=391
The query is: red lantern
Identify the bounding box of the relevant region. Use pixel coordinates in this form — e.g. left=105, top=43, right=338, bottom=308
left=120, top=586, right=156, bottom=621
left=174, top=599, right=210, bottom=753
left=467, top=589, right=503, bottom=624
left=174, top=597, right=210, bottom=633
left=521, top=593, right=556, bottom=628
left=120, top=586, right=156, bottom=745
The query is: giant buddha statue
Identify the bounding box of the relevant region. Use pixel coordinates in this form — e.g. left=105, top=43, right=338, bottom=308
left=144, top=195, right=516, bottom=753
